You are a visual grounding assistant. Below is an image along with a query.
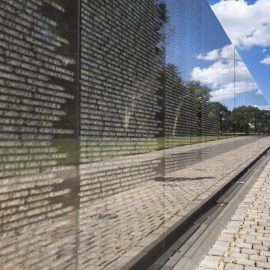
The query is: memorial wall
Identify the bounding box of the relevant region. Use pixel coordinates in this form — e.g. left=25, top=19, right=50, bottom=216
left=0, top=0, right=79, bottom=269
left=0, top=0, right=269, bottom=270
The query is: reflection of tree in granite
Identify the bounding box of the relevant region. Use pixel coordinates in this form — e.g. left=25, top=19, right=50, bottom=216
left=78, top=4, right=169, bottom=268
left=256, top=109, right=270, bottom=133
left=208, top=102, right=232, bottom=134
left=231, top=105, right=270, bottom=134
left=124, top=93, right=142, bottom=132
left=44, top=1, right=77, bottom=132
left=79, top=0, right=168, bottom=165
left=0, top=0, right=77, bottom=175
left=164, top=62, right=236, bottom=146
left=1, top=1, right=270, bottom=270
left=172, top=102, right=182, bottom=136
left=164, top=64, right=184, bottom=136
left=0, top=1, right=78, bottom=269
left=165, top=67, right=212, bottom=146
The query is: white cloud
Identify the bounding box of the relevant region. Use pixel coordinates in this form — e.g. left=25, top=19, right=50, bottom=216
left=197, top=45, right=236, bottom=61
left=211, top=82, right=260, bottom=102
left=211, top=0, right=270, bottom=48
left=197, top=49, right=220, bottom=61
left=261, top=55, right=270, bottom=65
left=254, top=105, right=270, bottom=111
left=192, top=46, right=262, bottom=102
left=192, top=60, right=236, bottom=89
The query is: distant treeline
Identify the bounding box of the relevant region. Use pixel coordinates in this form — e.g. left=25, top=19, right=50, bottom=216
left=164, top=64, right=270, bottom=136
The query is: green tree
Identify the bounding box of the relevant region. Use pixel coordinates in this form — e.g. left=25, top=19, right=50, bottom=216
left=185, top=81, right=211, bottom=136
left=206, top=102, right=232, bottom=135
left=254, top=109, right=270, bottom=134
left=231, top=106, right=261, bottom=134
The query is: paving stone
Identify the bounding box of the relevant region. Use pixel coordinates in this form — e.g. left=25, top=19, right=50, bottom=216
left=241, top=249, right=259, bottom=255
left=197, top=159, right=270, bottom=270
left=253, top=245, right=268, bottom=251
left=249, top=255, right=267, bottom=262
left=234, top=242, right=253, bottom=249
left=244, top=267, right=263, bottom=270
left=236, top=258, right=255, bottom=266
left=209, top=249, right=225, bottom=256
left=224, top=263, right=244, bottom=270
left=229, top=253, right=249, bottom=260
left=259, top=250, right=270, bottom=256
left=256, top=261, right=270, bottom=268
left=245, top=239, right=262, bottom=245
left=224, top=257, right=238, bottom=264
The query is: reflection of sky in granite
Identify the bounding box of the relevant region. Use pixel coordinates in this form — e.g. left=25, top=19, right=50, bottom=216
left=165, top=0, right=231, bottom=81
left=165, top=0, right=269, bottom=109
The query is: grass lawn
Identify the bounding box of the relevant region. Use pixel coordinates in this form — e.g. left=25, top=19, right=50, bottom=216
left=55, top=134, right=238, bottom=163
left=0, top=134, right=240, bottom=169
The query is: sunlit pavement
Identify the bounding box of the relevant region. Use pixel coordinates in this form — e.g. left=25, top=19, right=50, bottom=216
left=197, top=160, right=270, bottom=270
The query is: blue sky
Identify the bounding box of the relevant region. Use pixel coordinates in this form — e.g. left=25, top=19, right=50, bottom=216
left=165, top=0, right=268, bottom=109
left=207, top=0, right=270, bottom=108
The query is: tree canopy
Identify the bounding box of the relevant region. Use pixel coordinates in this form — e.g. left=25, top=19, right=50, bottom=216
left=164, top=64, right=270, bottom=136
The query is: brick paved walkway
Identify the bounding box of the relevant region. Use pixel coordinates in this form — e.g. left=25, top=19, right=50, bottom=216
left=198, top=161, right=270, bottom=270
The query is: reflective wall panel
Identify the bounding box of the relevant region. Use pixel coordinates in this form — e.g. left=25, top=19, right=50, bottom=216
left=0, top=1, right=79, bottom=269
left=0, top=0, right=269, bottom=270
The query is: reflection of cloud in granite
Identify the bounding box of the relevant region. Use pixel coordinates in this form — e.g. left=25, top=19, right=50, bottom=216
left=255, top=105, right=270, bottom=111
left=197, top=45, right=236, bottom=62
left=192, top=46, right=262, bottom=102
